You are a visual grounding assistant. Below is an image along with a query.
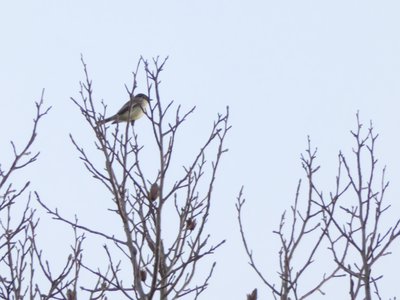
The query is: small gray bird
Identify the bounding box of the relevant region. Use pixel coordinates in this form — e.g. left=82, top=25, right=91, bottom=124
left=98, top=93, right=150, bottom=125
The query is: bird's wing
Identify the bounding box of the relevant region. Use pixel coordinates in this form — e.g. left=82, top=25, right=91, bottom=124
left=116, top=99, right=133, bottom=115
left=116, top=98, right=143, bottom=115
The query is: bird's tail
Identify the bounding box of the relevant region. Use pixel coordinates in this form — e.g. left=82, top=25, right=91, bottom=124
left=96, top=116, right=115, bottom=126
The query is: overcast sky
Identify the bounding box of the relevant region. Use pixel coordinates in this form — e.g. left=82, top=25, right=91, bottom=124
left=1, top=1, right=400, bottom=299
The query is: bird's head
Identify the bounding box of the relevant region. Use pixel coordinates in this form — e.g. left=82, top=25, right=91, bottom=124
left=134, top=93, right=151, bottom=102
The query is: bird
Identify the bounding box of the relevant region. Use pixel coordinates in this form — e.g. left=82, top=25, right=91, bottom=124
left=98, top=93, right=150, bottom=125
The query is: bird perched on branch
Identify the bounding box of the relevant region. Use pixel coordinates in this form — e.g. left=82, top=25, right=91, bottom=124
left=98, top=93, right=150, bottom=125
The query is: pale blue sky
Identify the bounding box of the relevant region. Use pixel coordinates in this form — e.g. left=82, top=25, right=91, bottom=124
left=1, top=1, right=400, bottom=299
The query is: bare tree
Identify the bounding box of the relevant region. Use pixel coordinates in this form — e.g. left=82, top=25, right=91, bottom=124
left=237, top=114, right=400, bottom=300
left=237, top=138, right=342, bottom=300
left=0, top=94, right=83, bottom=300
left=317, top=114, right=400, bottom=300
left=38, top=57, right=230, bottom=299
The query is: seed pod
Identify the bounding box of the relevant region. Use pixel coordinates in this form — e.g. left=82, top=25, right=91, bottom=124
left=140, top=269, right=147, bottom=282
left=148, top=182, right=159, bottom=201
left=67, top=289, right=76, bottom=300
left=247, top=288, right=257, bottom=300
left=186, top=218, right=197, bottom=231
